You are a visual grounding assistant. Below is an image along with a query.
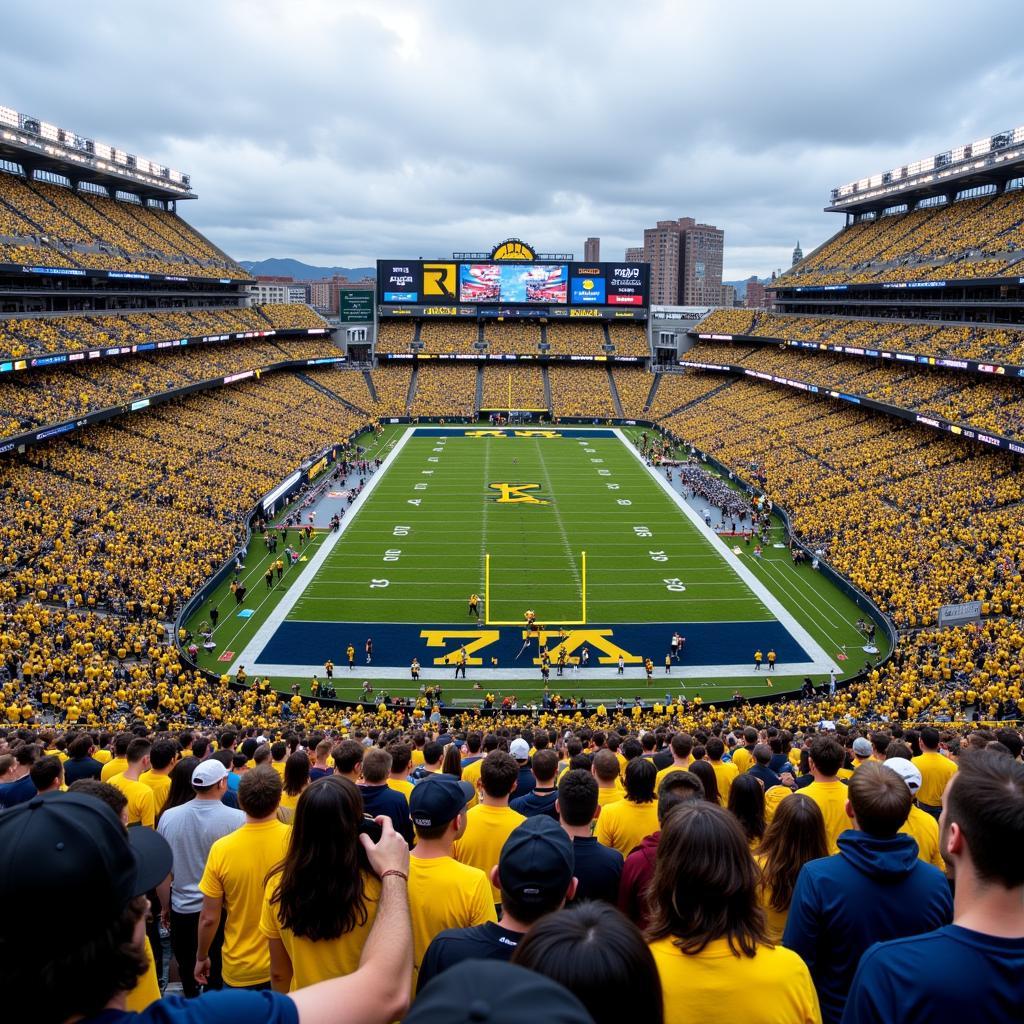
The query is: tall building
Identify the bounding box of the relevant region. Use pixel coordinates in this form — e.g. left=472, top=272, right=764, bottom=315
left=745, top=276, right=768, bottom=308
left=251, top=275, right=293, bottom=304
left=307, top=275, right=374, bottom=314
left=584, top=237, right=600, bottom=261
left=720, top=284, right=737, bottom=308
left=792, top=240, right=804, bottom=266
left=639, top=217, right=723, bottom=305
left=625, top=246, right=644, bottom=263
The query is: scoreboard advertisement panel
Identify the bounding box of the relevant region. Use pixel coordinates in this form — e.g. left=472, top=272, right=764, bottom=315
left=377, top=260, right=649, bottom=317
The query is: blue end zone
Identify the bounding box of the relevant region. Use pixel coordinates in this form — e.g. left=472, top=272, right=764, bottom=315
left=412, top=427, right=617, bottom=438
left=255, top=620, right=813, bottom=669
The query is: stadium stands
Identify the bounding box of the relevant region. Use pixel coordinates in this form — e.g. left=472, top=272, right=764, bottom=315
left=480, top=364, right=546, bottom=410
left=685, top=340, right=1024, bottom=439
left=611, top=366, right=654, bottom=418
left=408, top=363, right=476, bottom=417
left=775, top=187, right=1024, bottom=288
left=0, top=169, right=250, bottom=279
left=607, top=322, right=650, bottom=356
left=374, top=320, right=416, bottom=354
left=417, top=319, right=478, bottom=354
left=482, top=320, right=540, bottom=354
left=696, top=309, right=1024, bottom=368
left=0, top=304, right=326, bottom=360
left=548, top=365, right=617, bottom=418
left=545, top=322, right=608, bottom=356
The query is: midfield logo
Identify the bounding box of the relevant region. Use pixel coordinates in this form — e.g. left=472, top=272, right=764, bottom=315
left=488, top=482, right=549, bottom=505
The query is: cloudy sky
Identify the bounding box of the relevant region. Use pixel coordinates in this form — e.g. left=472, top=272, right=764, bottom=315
left=3, top=1, right=1023, bottom=278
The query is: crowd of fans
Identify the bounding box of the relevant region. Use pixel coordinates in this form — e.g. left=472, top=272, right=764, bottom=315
left=481, top=365, right=546, bottom=410
left=547, top=365, right=617, bottom=418
left=660, top=377, right=1023, bottom=628
left=417, top=321, right=479, bottom=354
left=408, top=364, right=477, bottom=418
left=374, top=321, right=416, bottom=354
left=776, top=187, right=1024, bottom=288
left=545, top=323, right=608, bottom=356
left=1, top=718, right=1021, bottom=1023
left=687, top=339, right=1024, bottom=440
left=606, top=322, right=649, bottom=356
left=611, top=367, right=655, bottom=418
left=0, top=304, right=326, bottom=360
left=0, top=170, right=250, bottom=279
left=483, top=321, right=541, bottom=355
left=0, top=336, right=341, bottom=438
left=697, top=309, right=1024, bottom=368
left=368, top=366, right=412, bottom=417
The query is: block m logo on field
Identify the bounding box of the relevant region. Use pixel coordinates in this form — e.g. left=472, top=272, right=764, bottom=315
left=488, top=482, right=549, bottom=505
left=534, top=628, right=642, bottom=665
left=419, top=629, right=500, bottom=666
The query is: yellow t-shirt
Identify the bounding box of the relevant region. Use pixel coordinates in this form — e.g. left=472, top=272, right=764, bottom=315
left=764, top=785, right=792, bottom=826
left=453, top=804, right=526, bottom=902
left=199, top=819, right=292, bottom=987
left=387, top=777, right=415, bottom=802
left=900, top=803, right=945, bottom=871
left=754, top=854, right=789, bottom=944
left=912, top=752, right=957, bottom=808
left=408, top=855, right=496, bottom=979
left=595, top=798, right=659, bottom=858
left=649, top=936, right=821, bottom=1024
left=802, top=780, right=850, bottom=855
left=410, top=749, right=426, bottom=767
left=655, top=761, right=693, bottom=792
left=139, top=770, right=172, bottom=815
left=710, top=760, right=738, bottom=806
left=597, top=781, right=624, bottom=808
left=100, top=756, right=128, bottom=781
left=280, top=789, right=304, bottom=811
left=272, top=761, right=287, bottom=777
left=124, top=936, right=161, bottom=1012
left=108, top=774, right=156, bottom=828
left=731, top=748, right=754, bottom=774
left=260, top=872, right=380, bottom=990
left=94, top=749, right=113, bottom=764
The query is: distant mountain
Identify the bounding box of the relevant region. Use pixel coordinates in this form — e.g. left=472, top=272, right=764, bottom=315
left=239, top=259, right=375, bottom=281
left=723, top=276, right=771, bottom=300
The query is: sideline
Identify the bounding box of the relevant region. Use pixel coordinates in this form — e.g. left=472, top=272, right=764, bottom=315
left=228, top=427, right=415, bottom=674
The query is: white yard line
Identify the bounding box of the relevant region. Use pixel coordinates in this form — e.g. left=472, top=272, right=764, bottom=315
left=228, top=427, right=415, bottom=673
left=613, top=429, right=840, bottom=676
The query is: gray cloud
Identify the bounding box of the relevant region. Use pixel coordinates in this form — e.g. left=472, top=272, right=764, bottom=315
left=3, top=0, right=1023, bottom=278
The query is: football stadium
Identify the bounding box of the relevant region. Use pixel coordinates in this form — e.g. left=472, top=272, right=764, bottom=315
left=2, top=28, right=1024, bottom=1024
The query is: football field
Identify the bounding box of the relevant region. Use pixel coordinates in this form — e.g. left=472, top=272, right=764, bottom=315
left=203, top=424, right=883, bottom=703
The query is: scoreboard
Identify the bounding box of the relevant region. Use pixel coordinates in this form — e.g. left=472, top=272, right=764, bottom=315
left=376, top=259, right=649, bottom=319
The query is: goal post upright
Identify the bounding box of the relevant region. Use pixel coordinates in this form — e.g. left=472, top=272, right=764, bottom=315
left=484, top=550, right=587, bottom=626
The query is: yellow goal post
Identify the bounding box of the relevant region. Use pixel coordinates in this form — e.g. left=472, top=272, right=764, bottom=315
left=484, top=551, right=587, bottom=625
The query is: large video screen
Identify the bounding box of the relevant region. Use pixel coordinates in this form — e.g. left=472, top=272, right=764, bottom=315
left=377, top=259, right=649, bottom=313
left=460, top=263, right=567, bottom=304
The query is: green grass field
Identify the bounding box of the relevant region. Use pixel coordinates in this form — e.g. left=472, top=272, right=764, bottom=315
left=187, top=423, right=888, bottom=704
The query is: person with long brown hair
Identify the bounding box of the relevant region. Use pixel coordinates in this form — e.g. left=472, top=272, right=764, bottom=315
left=261, top=775, right=381, bottom=991
left=755, top=794, right=828, bottom=942
left=646, top=801, right=820, bottom=1024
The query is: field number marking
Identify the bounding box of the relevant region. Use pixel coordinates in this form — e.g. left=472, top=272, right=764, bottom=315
left=649, top=550, right=668, bottom=562
left=393, top=526, right=411, bottom=536
left=370, top=579, right=390, bottom=588
left=383, top=549, right=402, bottom=562
left=663, top=578, right=687, bottom=592
left=633, top=526, right=652, bottom=537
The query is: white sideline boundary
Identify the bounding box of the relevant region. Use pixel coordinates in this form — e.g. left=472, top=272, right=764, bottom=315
left=612, top=429, right=839, bottom=676
left=228, top=427, right=416, bottom=675
left=232, top=425, right=839, bottom=680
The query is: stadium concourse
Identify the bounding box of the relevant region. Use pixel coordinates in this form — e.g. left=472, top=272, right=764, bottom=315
left=1, top=110, right=1024, bottom=1024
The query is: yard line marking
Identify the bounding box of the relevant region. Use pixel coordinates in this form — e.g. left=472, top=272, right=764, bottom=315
left=229, top=427, right=415, bottom=675
left=613, top=428, right=840, bottom=675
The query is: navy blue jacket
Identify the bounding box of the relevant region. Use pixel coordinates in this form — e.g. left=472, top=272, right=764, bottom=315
left=359, top=783, right=413, bottom=846
left=510, top=787, right=558, bottom=820
left=783, top=829, right=952, bottom=1024
left=842, top=924, right=1024, bottom=1024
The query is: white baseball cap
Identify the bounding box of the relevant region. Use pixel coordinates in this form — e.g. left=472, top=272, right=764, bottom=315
left=882, top=757, right=922, bottom=793
left=510, top=738, right=530, bottom=760
left=192, top=760, right=228, bottom=787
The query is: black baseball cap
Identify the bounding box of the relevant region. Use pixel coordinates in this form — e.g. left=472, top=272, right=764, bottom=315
left=407, top=960, right=593, bottom=1024
left=0, top=793, right=172, bottom=932
left=498, top=815, right=574, bottom=906
left=409, top=774, right=475, bottom=829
